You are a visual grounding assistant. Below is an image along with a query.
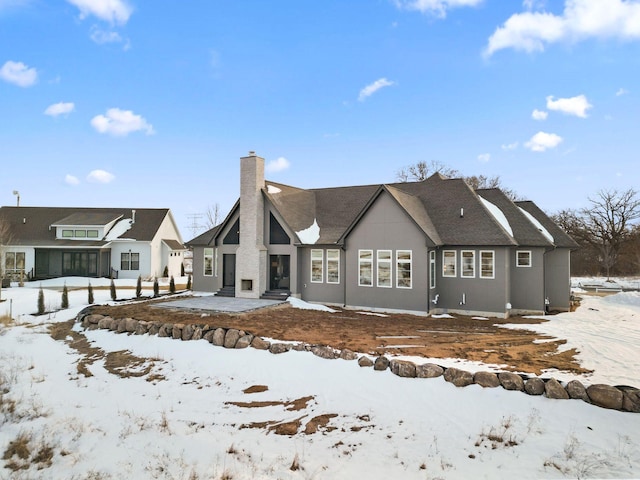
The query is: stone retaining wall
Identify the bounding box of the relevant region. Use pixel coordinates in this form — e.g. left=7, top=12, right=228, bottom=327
left=77, top=311, right=640, bottom=414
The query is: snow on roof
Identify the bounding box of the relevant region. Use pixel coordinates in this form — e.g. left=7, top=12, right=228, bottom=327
left=478, top=195, right=514, bottom=237
left=296, top=218, right=320, bottom=244
left=104, top=218, right=133, bottom=240
left=267, top=184, right=282, bottom=194
left=518, top=206, right=554, bottom=243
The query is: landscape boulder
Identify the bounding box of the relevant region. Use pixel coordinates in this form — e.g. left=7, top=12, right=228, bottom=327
left=147, top=322, right=160, bottom=336
left=203, top=329, right=215, bottom=343
left=135, top=321, right=150, bottom=335
left=117, top=318, right=128, bottom=333
left=444, top=368, right=474, bottom=388
left=97, top=316, right=114, bottom=330
left=125, top=318, right=138, bottom=333
left=416, top=363, right=444, bottom=378
left=525, top=378, right=545, bottom=395
left=587, top=384, right=623, bottom=410
left=172, top=324, right=184, bottom=340
left=619, top=386, right=640, bottom=413
left=224, top=329, right=241, bottom=348
left=339, top=349, right=358, bottom=361
left=544, top=378, right=569, bottom=399
left=311, top=346, right=337, bottom=359
left=212, top=328, right=226, bottom=346
left=191, top=326, right=203, bottom=341
left=251, top=336, right=271, bottom=350
left=181, top=324, right=194, bottom=341
left=390, top=359, right=416, bottom=378
left=358, top=356, right=374, bottom=368
left=498, top=372, right=524, bottom=391
left=269, top=343, right=292, bottom=354
left=565, top=380, right=589, bottom=401
left=373, top=356, right=390, bottom=371
left=474, top=371, right=500, bottom=388
left=235, top=334, right=254, bottom=349
left=84, top=314, right=103, bottom=325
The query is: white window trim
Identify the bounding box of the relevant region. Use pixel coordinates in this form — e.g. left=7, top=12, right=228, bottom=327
left=358, top=249, right=373, bottom=287
left=396, top=250, right=412, bottom=289
left=516, top=250, right=532, bottom=268
left=327, top=249, right=340, bottom=284
left=480, top=250, right=495, bottom=279
left=377, top=250, right=392, bottom=288
left=461, top=250, right=476, bottom=278
left=214, top=248, right=218, bottom=277
left=429, top=250, right=436, bottom=289
left=443, top=250, right=457, bottom=278
left=311, top=249, right=324, bottom=283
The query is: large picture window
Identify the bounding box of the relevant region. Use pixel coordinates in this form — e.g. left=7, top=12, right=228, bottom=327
left=311, top=249, right=323, bottom=283
left=429, top=250, right=436, bottom=289
left=461, top=250, right=475, bottom=278
left=204, top=248, right=214, bottom=276
left=327, top=249, right=340, bottom=284
left=480, top=251, right=495, bottom=279
left=377, top=250, right=392, bottom=288
left=358, top=250, right=373, bottom=286
left=443, top=250, right=456, bottom=277
left=517, top=250, right=532, bottom=267
left=4, top=252, right=25, bottom=275
left=396, top=250, right=412, bottom=289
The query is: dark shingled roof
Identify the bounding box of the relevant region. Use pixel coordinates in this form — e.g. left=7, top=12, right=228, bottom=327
left=0, top=207, right=171, bottom=246
left=515, top=201, right=579, bottom=249
left=51, top=212, right=123, bottom=227
left=162, top=239, right=187, bottom=250
left=186, top=224, right=221, bottom=246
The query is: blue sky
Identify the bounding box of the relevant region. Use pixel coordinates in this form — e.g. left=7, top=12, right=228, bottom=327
left=1, top=0, right=639, bottom=240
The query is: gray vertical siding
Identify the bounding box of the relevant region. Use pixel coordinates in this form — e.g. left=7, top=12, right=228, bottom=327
left=298, top=247, right=345, bottom=304
left=191, top=247, right=217, bottom=293
left=344, top=192, right=430, bottom=312
left=545, top=248, right=572, bottom=312
left=510, top=247, right=545, bottom=314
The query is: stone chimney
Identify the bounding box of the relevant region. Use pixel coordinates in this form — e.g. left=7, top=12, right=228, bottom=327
left=235, top=151, right=267, bottom=298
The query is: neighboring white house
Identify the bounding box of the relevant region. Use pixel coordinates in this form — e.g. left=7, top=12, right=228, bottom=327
left=0, top=207, right=186, bottom=281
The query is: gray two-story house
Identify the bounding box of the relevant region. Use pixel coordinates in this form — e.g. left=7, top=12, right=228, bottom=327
left=188, top=152, right=577, bottom=318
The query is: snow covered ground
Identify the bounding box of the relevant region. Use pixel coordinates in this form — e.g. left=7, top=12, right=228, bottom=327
left=0, top=278, right=639, bottom=479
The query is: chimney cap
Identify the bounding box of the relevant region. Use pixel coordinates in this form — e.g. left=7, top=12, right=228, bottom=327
left=248, top=150, right=256, bottom=156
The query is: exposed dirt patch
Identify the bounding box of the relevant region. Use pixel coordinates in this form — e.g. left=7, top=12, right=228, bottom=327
left=91, top=299, right=590, bottom=376
left=226, top=395, right=314, bottom=412
left=243, top=385, right=269, bottom=394
left=304, top=414, right=339, bottom=434
left=48, top=320, right=166, bottom=381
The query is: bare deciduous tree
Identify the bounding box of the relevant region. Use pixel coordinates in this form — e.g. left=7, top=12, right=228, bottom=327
left=581, top=188, right=640, bottom=279
left=205, top=203, right=222, bottom=229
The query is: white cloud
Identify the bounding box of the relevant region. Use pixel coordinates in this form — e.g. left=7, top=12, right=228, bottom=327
left=90, top=108, right=155, bottom=136
left=531, top=109, right=548, bottom=120
left=392, top=0, right=483, bottom=18
left=616, top=87, right=629, bottom=96
left=501, top=141, right=519, bottom=151
left=90, top=26, right=122, bottom=44
left=265, top=157, right=291, bottom=173
left=525, top=131, right=563, bottom=152
left=44, top=102, right=75, bottom=117
left=485, top=0, right=640, bottom=57
left=66, top=0, right=132, bottom=24
left=358, top=78, right=395, bottom=102
left=0, top=60, right=37, bottom=87
left=65, top=174, right=80, bottom=185
left=87, top=169, right=115, bottom=183
left=477, top=153, right=491, bottom=162
left=546, top=94, right=592, bottom=117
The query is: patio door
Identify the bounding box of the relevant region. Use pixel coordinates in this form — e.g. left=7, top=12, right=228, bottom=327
left=223, top=254, right=236, bottom=288
left=269, top=255, right=290, bottom=290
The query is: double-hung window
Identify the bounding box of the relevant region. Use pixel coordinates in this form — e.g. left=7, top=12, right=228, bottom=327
left=121, top=252, right=140, bottom=271
left=396, top=250, right=412, bottom=288
left=443, top=250, right=456, bottom=277
left=358, top=250, right=373, bottom=286
left=480, top=251, right=495, bottom=279
left=461, top=250, right=475, bottom=278
left=311, top=249, right=323, bottom=282
left=326, top=249, right=340, bottom=284
left=517, top=250, right=532, bottom=267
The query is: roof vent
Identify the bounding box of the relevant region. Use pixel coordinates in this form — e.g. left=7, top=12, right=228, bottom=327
left=460, top=207, right=464, bottom=218
left=132, top=209, right=136, bottom=224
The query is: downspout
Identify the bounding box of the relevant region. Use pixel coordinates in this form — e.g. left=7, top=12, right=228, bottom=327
left=342, top=243, right=347, bottom=308
left=542, top=245, right=556, bottom=314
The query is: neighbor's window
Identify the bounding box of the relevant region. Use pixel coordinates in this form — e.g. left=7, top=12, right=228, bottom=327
left=443, top=250, right=456, bottom=277
left=517, top=250, right=532, bottom=267
left=480, top=251, right=495, bottom=279
left=130, top=253, right=140, bottom=270
left=75, top=230, right=86, bottom=238
left=327, top=249, right=340, bottom=284
left=62, top=229, right=73, bottom=238
left=429, top=250, right=436, bottom=289
left=376, top=250, right=392, bottom=288
left=5, top=252, right=25, bottom=275
left=358, top=250, right=373, bottom=287
left=311, top=249, right=323, bottom=283
left=204, top=248, right=214, bottom=276
left=121, top=252, right=131, bottom=270
left=87, top=230, right=99, bottom=238
left=461, top=250, right=475, bottom=278
left=396, top=250, right=412, bottom=289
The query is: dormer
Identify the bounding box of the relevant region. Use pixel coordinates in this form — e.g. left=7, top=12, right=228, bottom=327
left=51, top=212, right=123, bottom=241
